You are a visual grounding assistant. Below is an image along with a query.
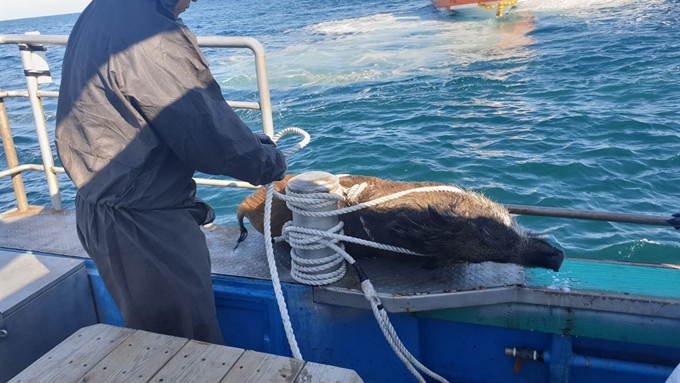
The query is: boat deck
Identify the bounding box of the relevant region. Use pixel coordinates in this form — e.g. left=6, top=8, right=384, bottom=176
left=0, top=205, right=528, bottom=305
left=2, top=205, right=680, bottom=349
left=9, top=323, right=362, bottom=383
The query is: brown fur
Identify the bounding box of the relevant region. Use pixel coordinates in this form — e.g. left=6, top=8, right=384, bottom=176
left=237, top=174, right=564, bottom=271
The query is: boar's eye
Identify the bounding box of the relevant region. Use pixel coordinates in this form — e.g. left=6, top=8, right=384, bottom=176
left=478, top=225, right=498, bottom=246
left=475, top=217, right=518, bottom=248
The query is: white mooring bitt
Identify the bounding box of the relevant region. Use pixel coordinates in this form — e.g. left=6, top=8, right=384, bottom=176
left=286, top=171, right=344, bottom=278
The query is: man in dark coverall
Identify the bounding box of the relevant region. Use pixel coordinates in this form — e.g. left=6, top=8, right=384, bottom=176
left=55, top=0, right=287, bottom=345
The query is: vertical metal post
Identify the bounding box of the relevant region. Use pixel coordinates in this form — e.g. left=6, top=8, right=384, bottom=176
left=19, top=42, right=62, bottom=211
left=188, top=37, right=274, bottom=137
left=254, top=48, right=274, bottom=137
left=0, top=91, right=29, bottom=211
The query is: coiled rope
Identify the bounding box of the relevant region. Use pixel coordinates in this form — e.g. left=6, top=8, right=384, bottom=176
left=267, top=182, right=457, bottom=382
left=277, top=184, right=467, bottom=284
left=261, top=131, right=453, bottom=382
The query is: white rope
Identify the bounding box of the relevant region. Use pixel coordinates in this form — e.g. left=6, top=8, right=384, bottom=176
left=362, top=280, right=449, bottom=383
left=344, top=182, right=368, bottom=201
left=267, top=175, right=450, bottom=382
left=264, top=183, right=302, bottom=360
left=260, top=127, right=309, bottom=360
left=273, top=127, right=310, bottom=157
left=316, top=240, right=448, bottom=383
left=280, top=223, right=422, bottom=258
left=282, top=221, right=348, bottom=285
left=272, top=184, right=468, bottom=259
left=281, top=222, right=449, bottom=382
left=281, top=184, right=465, bottom=218
left=260, top=129, right=451, bottom=379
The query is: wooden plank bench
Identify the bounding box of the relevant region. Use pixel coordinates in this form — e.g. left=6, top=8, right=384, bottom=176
left=8, top=323, right=363, bottom=383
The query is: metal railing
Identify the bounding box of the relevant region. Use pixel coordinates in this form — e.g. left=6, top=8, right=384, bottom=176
left=0, top=33, right=273, bottom=212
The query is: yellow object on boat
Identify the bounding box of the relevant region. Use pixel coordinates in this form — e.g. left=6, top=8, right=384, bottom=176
left=431, top=0, right=518, bottom=18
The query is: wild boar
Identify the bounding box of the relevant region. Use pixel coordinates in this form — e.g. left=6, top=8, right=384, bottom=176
left=236, top=174, right=564, bottom=272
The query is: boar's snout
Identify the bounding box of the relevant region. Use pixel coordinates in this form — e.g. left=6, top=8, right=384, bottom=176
left=527, top=237, right=565, bottom=272
left=547, top=247, right=565, bottom=272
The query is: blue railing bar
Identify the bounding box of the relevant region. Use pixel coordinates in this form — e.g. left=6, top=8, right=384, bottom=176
left=543, top=351, right=675, bottom=378
left=506, top=346, right=675, bottom=379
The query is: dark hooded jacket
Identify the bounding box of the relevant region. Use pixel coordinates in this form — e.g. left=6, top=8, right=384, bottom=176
left=54, top=0, right=285, bottom=343
left=55, top=0, right=287, bottom=210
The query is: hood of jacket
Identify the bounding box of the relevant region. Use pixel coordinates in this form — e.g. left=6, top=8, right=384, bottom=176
left=157, top=0, right=180, bottom=19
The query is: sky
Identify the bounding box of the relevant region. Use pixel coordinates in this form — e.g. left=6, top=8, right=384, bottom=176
left=0, top=0, right=92, bottom=22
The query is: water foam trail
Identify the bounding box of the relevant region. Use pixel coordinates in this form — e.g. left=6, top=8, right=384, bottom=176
left=517, top=0, right=662, bottom=20
left=519, top=0, right=638, bottom=12
left=214, top=11, right=538, bottom=88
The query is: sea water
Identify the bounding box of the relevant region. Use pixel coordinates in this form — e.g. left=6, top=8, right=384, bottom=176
left=0, top=0, right=678, bottom=264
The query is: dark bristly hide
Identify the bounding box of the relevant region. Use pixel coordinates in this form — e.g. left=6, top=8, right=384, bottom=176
left=236, top=174, right=564, bottom=272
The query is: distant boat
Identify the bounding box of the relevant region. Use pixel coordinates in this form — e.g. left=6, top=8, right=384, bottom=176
left=431, top=0, right=518, bottom=18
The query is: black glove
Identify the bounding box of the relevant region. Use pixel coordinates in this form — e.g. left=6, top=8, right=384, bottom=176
left=256, top=133, right=277, bottom=147
left=672, top=211, right=680, bottom=230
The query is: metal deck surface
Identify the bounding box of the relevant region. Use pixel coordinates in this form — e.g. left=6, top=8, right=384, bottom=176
left=0, top=206, right=524, bottom=297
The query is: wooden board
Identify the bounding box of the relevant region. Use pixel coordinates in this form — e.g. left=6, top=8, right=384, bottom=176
left=79, top=329, right=188, bottom=382
left=9, top=324, right=135, bottom=383
left=295, top=362, right=364, bottom=383
left=219, top=350, right=267, bottom=382
left=9, top=324, right=363, bottom=383
left=151, top=340, right=245, bottom=382
left=239, top=352, right=305, bottom=383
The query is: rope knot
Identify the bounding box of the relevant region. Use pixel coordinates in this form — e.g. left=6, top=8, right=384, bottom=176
left=343, top=182, right=368, bottom=203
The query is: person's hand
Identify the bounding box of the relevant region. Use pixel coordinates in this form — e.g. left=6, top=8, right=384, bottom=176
left=672, top=211, right=680, bottom=230
left=256, top=133, right=277, bottom=147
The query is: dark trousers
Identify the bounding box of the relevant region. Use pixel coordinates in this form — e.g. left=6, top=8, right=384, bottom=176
left=75, top=195, right=224, bottom=344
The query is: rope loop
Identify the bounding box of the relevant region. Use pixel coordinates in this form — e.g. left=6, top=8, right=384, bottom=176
left=272, top=126, right=311, bottom=157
